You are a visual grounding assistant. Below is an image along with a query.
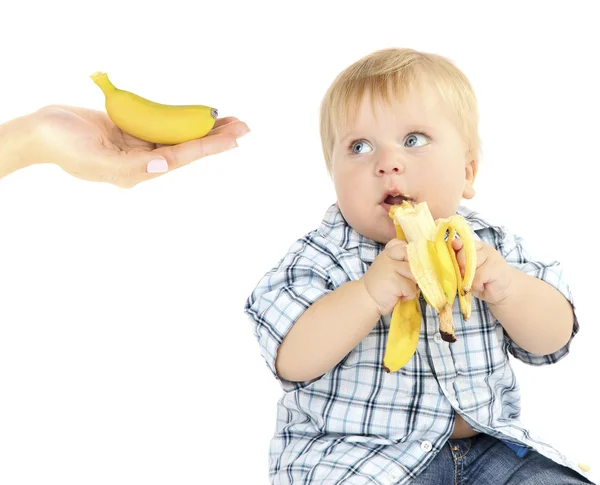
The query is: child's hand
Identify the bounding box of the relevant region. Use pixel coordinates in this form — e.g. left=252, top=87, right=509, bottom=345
left=452, top=238, right=514, bottom=305
left=361, top=239, right=419, bottom=316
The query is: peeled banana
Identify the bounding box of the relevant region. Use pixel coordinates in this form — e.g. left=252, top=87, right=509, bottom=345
left=382, top=201, right=477, bottom=373
left=90, top=72, right=218, bottom=145
left=391, top=201, right=477, bottom=343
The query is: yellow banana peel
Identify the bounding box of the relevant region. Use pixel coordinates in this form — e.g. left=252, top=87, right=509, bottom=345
left=90, top=72, right=217, bottom=145
left=382, top=201, right=477, bottom=372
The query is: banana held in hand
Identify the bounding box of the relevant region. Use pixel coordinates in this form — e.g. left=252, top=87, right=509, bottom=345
left=382, top=214, right=423, bottom=374
left=90, top=72, right=218, bottom=145
left=390, top=201, right=477, bottom=345
left=446, top=215, right=477, bottom=321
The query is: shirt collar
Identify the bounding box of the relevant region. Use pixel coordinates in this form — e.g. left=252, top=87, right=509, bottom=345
left=317, top=203, right=491, bottom=264
left=317, top=203, right=384, bottom=263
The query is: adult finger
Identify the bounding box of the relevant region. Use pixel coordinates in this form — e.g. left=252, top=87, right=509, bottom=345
left=208, top=118, right=250, bottom=138
left=154, top=133, right=240, bottom=171
left=154, top=119, right=249, bottom=149
left=211, top=118, right=250, bottom=138
left=212, top=116, right=241, bottom=129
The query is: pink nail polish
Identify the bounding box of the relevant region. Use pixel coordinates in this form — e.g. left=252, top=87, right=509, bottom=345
left=147, top=159, right=168, bottom=173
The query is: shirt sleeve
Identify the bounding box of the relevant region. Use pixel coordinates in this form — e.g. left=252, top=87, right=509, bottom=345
left=492, top=227, right=579, bottom=366
left=244, top=238, right=334, bottom=389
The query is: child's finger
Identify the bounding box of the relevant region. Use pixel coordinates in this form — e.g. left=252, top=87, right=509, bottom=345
left=452, top=244, right=466, bottom=277
left=385, top=238, right=406, bottom=250
left=387, top=241, right=408, bottom=262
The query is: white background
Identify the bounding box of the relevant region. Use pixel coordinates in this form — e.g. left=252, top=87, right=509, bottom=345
left=1, top=1, right=598, bottom=484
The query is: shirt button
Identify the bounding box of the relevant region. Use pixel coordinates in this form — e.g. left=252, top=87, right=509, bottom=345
left=434, top=333, right=442, bottom=343
left=387, top=468, right=401, bottom=482
left=421, top=440, right=433, bottom=452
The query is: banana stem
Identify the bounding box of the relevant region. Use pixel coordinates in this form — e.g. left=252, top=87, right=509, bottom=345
left=90, top=71, right=117, bottom=96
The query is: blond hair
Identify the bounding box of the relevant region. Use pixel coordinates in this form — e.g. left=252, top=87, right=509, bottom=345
left=319, top=47, right=480, bottom=173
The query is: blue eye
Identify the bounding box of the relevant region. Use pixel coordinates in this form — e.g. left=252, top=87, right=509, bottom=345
left=350, top=140, right=373, bottom=155
left=404, top=133, right=428, bottom=147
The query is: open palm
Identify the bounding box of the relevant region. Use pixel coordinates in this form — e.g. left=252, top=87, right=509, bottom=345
left=34, top=104, right=249, bottom=188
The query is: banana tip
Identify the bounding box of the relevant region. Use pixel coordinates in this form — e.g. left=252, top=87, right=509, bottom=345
left=90, top=71, right=107, bottom=80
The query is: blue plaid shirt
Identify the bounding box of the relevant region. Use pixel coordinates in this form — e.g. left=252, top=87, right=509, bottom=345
left=244, top=203, right=585, bottom=485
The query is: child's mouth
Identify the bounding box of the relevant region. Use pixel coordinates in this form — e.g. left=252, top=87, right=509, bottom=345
left=384, top=194, right=411, bottom=205
left=383, top=194, right=412, bottom=206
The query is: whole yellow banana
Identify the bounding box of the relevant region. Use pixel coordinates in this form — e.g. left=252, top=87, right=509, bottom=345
left=90, top=72, right=218, bottom=145
left=382, top=213, right=423, bottom=373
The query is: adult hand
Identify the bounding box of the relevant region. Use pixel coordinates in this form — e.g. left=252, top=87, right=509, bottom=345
left=17, top=104, right=249, bottom=188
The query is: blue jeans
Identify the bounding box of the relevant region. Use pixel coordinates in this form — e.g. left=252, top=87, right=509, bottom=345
left=411, top=432, right=592, bottom=484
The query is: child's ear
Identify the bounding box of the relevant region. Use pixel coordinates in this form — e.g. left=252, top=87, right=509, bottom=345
left=462, top=159, right=478, bottom=199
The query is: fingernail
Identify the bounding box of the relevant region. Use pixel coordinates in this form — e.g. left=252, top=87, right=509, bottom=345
left=147, top=159, right=168, bottom=173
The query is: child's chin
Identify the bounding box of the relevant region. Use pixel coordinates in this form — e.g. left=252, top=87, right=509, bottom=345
left=357, top=212, right=396, bottom=243
left=373, top=226, right=397, bottom=245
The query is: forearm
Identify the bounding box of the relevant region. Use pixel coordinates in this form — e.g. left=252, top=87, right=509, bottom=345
left=489, top=266, right=574, bottom=355
left=275, top=280, right=381, bottom=382
left=0, top=112, right=38, bottom=178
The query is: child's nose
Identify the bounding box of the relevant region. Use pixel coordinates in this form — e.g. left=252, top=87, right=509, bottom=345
left=376, top=151, right=405, bottom=175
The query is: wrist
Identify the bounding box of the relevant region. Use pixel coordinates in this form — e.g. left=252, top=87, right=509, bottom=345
left=0, top=111, right=40, bottom=178
left=488, top=265, right=523, bottom=310
left=358, top=278, right=386, bottom=317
